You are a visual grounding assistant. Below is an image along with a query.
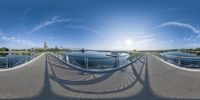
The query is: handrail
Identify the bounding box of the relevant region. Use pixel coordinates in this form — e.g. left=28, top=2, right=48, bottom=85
left=51, top=52, right=145, bottom=74
left=161, top=53, right=200, bottom=59
left=58, top=53, right=130, bottom=59
left=68, top=55, right=117, bottom=60
left=154, top=52, right=200, bottom=68
left=0, top=53, right=41, bottom=68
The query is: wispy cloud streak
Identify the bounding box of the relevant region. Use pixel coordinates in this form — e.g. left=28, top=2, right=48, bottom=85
left=66, top=25, right=100, bottom=34
left=22, top=7, right=31, bottom=20
left=157, top=21, right=200, bottom=34
left=28, top=16, right=72, bottom=34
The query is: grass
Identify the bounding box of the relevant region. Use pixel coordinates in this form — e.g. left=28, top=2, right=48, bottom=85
left=127, top=51, right=145, bottom=58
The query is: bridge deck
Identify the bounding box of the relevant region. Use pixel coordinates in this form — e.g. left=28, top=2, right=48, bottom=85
left=0, top=53, right=200, bottom=100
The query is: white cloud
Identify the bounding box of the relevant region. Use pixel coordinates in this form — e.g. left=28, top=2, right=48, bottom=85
left=159, top=39, right=174, bottom=45
left=0, top=36, right=28, bottom=44
left=28, top=16, right=72, bottom=34
left=22, top=7, right=31, bottom=20
left=23, top=8, right=31, bottom=15
left=66, top=25, right=100, bottom=34
left=48, top=37, right=56, bottom=40
left=0, top=33, right=37, bottom=48
left=188, top=43, right=200, bottom=48
left=157, top=21, right=200, bottom=34
left=183, top=35, right=196, bottom=41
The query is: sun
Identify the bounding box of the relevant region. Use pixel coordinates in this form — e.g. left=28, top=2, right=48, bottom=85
left=125, top=39, right=132, bottom=46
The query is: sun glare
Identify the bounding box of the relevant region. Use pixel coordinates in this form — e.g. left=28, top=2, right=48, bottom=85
left=125, top=39, right=132, bottom=46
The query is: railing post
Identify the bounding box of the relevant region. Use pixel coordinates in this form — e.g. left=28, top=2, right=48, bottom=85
left=178, top=56, right=181, bottom=66
left=6, top=57, right=9, bottom=68
left=114, top=56, right=119, bottom=67
left=59, top=54, right=61, bottom=59
left=66, top=54, right=69, bottom=62
left=34, top=53, right=36, bottom=58
left=26, top=54, right=28, bottom=62
left=84, top=58, right=88, bottom=69
left=163, top=54, right=167, bottom=61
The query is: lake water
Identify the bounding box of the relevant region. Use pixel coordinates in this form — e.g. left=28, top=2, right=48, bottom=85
left=160, top=51, right=200, bottom=68
left=161, top=51, right=198, bottom=57
left=64, top=51, right=130, bottom=69
left=0, top=53, right=34, bottom=68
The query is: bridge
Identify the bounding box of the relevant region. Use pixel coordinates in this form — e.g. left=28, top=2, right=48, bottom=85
left=0, top=53, right=200, bottom=100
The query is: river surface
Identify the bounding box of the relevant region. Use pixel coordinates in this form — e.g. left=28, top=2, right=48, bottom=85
left=0, top=53, right=34, bottom=68
left=65, top=51, right=130, bottom=69
left=160, top=51, right=200, bottom=68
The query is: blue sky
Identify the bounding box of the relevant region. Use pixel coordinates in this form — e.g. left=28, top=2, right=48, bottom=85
left=0, top=0, right=200, bottom=50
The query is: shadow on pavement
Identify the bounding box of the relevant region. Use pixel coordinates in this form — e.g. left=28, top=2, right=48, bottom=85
left=2, top=54, right=198, bottom=100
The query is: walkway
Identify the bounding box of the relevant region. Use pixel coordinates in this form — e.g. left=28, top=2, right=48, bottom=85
left=0, top=53, right=200, bottom=100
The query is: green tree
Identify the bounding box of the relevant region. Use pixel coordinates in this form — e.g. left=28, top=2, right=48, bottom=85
left=0, top=47, right=9, bottom=52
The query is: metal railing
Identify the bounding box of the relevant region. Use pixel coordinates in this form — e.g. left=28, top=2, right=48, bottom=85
left=0, top=53, right=41, bottom=69
left=52, top=52, right=145, bottom=73
left=154, top=52, right=200, bottom=68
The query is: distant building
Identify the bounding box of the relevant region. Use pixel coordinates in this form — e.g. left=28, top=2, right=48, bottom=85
left=44, top=41, right=48, bottom=51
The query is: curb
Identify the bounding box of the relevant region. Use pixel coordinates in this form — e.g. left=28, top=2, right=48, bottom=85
left=152, top=54, right=200, bottom=72
left=0, top=53, right=45, bottom=72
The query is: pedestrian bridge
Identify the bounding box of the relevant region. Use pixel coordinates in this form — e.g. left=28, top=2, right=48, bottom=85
left=0, top=53, right=200, bottom=100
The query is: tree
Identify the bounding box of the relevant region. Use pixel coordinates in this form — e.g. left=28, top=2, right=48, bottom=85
left=55, top=46, right=59, bottom=52
left=0, top=47, right=9, bottom=52
left=196, top=48, right=200, bottom=51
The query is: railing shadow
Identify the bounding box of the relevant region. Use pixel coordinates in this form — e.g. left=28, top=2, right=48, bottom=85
left=3, top=54, right=199, bottom=100
left=45, top=53, right=148, bottom=94
left=47, top=54, right=115, bottom=85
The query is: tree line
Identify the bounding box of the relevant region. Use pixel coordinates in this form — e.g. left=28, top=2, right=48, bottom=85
left=180, top=48, right=200, bottom=52
left=0, top=47, right=9, bottom=52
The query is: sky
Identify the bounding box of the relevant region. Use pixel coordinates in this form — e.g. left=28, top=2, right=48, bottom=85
left=0, top=0, right=200, bottom=50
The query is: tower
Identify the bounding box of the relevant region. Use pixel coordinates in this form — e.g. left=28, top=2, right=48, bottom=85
left=44, top=41, right=48, bottom=51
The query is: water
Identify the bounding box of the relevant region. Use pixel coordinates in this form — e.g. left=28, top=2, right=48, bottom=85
left=161, top=51, right=198, bottom=57
left=64, top=51, right=130, bottom=69
left=0, top=53, right=34, bottom=68
left=160, top=51, right=200, bottom=68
